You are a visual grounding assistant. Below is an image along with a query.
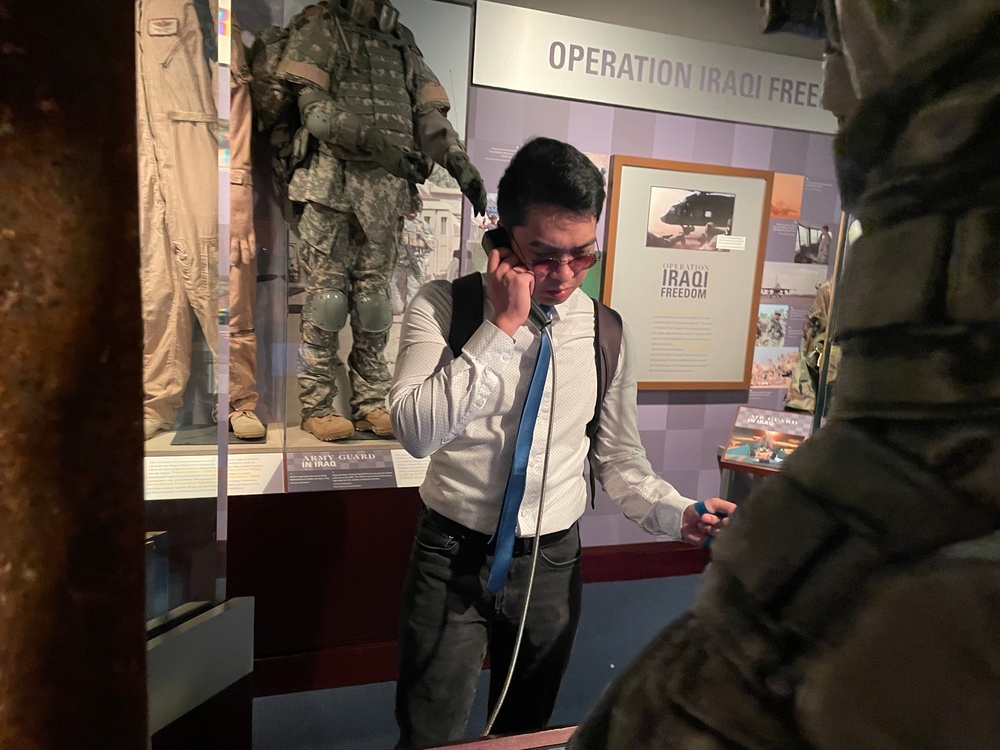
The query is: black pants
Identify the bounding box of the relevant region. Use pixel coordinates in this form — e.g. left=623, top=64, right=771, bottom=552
left=396, top=507, right=583, bottom=748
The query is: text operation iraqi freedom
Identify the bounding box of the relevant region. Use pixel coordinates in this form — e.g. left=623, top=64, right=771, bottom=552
left=548, top=42, right=822, bottom=109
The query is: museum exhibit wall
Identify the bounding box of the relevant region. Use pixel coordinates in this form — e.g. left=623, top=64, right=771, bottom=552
left=462, top=1, right=838, bottom=549
left=465, top=88, right=840, bottom=547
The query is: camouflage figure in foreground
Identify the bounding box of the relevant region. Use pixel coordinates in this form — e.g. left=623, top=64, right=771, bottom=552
left=276, top=0, right=486, bottom=441
left=571, top=2, right=1000, bottom=748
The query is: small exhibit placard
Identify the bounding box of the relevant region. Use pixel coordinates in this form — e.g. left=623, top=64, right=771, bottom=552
left=144, top=453, right=285, bottom=500
left=719, top=406, right=813, bottom=474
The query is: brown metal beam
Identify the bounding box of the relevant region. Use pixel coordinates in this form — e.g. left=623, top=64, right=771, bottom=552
left=0, top=1, right=147, bottom=748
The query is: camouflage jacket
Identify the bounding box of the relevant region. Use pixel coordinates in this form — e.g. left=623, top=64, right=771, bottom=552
left=276, top=2, right=461, bottom=240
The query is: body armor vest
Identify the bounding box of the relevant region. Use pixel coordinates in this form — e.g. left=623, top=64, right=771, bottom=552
left=325, top=14, right=415, bottom=161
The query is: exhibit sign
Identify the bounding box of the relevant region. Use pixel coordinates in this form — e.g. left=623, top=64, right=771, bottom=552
left=472, top=1, right=836, bottom=134
left=286, top=447, right=431, bottom=492
left=144, top=453, right=285, bottom=500
left=603, top=155, right=772, bottom=389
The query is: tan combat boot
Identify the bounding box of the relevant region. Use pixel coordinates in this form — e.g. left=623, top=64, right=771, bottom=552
left=302, top=413, right=355, bottom=441
left=230, top=409, right=266, bottom=440
left=144, top=417, right=168, bottom=440
left=354, top=407, right=394, bottom=438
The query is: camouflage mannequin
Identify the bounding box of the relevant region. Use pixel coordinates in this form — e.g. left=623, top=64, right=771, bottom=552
left=571, top=2, right=1000, bottom=748
left=276, top=0, right=486, bottom=441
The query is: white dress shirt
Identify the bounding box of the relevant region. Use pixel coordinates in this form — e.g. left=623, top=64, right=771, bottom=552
left=388, top=279, right=692, bottom=539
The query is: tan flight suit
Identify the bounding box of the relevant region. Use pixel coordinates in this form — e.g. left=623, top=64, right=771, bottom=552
left=136, top=0, right=257, bottom=424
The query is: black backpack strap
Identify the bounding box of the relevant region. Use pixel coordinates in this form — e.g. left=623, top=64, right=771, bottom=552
left=448, top=272, right=485, bottom=358
left=586, top=299, right=624, bottom=439
left=587, top=298, right=624, bottom=506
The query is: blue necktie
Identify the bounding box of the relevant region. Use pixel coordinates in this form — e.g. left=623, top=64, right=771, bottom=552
left=488, top=308, right=552, bottom=594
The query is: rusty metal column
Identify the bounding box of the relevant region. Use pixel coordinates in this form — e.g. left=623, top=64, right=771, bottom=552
left=0, top=1, right=147, bottom=749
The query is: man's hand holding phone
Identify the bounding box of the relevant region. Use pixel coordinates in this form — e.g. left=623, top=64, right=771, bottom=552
left=680, top=497, right=736, bottom=546
left=486, top=246, right=534, bottom=339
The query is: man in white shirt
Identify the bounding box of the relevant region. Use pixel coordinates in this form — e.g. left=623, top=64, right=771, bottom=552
left=389, top=137, right=735, bottom=748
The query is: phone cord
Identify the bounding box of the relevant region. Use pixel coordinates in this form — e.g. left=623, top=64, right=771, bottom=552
left=482, top=325, right=556, bottom=737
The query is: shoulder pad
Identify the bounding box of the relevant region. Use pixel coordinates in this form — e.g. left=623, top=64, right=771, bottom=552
left=291, top=3, right=326, bottom=28
left=396, top=22, right=420, bottom=52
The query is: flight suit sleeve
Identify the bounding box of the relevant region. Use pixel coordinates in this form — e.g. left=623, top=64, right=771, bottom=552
left=276, top=9, right=367, bottom=152
left=229, top=19, right=255, bottom=266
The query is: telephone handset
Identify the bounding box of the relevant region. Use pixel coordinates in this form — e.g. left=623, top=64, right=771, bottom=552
left=481, top=227, right=550, bottom=331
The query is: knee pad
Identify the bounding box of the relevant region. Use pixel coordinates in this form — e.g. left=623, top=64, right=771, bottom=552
left=354, top=291, right=393, bottom=333
left=303, top=288, right=349, bottom=333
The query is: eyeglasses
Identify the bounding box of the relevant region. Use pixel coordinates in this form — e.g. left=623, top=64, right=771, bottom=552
left=511, top=236, right=603, bottom=275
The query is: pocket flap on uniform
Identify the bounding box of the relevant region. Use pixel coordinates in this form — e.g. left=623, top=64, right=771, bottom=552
left=167, top=110, right=216, bottom=123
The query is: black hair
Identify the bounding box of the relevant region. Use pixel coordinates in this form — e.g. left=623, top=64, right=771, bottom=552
left=496, top=137, right=606, bottom=228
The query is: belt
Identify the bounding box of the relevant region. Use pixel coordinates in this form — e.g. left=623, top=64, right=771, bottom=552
left=423, top=507, right=575, bottom=557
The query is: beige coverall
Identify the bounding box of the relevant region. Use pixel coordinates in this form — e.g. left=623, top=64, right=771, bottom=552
left=136, top=0, right=257, bottom=424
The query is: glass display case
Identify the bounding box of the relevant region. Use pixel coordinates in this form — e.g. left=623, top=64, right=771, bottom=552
left=136, top=0, right=477, bottom=623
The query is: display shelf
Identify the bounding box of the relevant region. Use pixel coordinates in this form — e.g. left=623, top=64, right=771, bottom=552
left=284, top=428, right=401, bottom=451
left=144, top=424, right=285, bottom=456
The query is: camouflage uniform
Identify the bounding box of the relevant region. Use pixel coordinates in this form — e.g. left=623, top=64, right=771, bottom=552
left=785, top=281, right=840, bottom=412
left=391, top=214, right=435, bottom=314
left=571, top=2, right=1000, bottom=748
left=276, top=2, right=478, bottom=423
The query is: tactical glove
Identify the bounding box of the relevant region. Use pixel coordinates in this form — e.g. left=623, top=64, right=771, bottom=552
left=444, top=146, right=487, bottom=216
left=360, top=126, right=433, bottom=184
left=230, top=178, right=256, bottom=267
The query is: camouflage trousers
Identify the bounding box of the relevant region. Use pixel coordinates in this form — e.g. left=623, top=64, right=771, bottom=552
left=297, top=202, right=400, bottom=420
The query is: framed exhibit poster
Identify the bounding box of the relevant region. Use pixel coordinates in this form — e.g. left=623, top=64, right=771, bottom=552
left=603, top=155, right=772, bottom=389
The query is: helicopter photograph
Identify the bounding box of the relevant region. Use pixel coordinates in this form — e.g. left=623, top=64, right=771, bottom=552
left=646, top=187, right=736, bottom=251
